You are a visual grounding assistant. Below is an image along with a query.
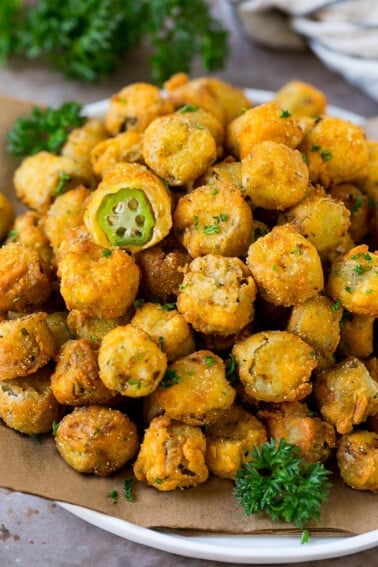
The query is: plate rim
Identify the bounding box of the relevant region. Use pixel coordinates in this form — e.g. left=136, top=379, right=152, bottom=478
left=55, top=89, right=373, bottom=564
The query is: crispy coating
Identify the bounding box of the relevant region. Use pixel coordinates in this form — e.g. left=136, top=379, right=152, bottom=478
left=337, top=430, right=378, bottom=492
left=258, top=401, right=336, bottom=463
left=338, top=313, right=375, bottom=359
left=177, top=255, right=256, bottom=335
left=55, top=405, right=139, bottom=476
left=58, top=238, right=140, bottom=319
left=164, top=73, right=252, bottom=125
left=0, top=366, right=60, bottom=435
left=241, top=141, right=309, bottom=210
left=84, top=162, right=172, bottom=253
left=300, top=117, right=368, bottom=187
left=197, top=156, right=242, bottom=191
left=105, top=82, right=174, bottom=135
left=43, top=186, right=90, bottom=254
left=363, top=140, right=378, bottom=203
left=98, top=324, right=167, bottom=397
left=45, top=312, right=72, bottom=349
left=176, top=106, right=225, bottom=158
left=205, top=405, right=267, bottom=478
left=232, top=330, right=316, bottom=403
left=326, top=244, right=378, bottom=316
left=155, top=350, right=236, bottom=425
left=142, top=113, right=217, bottom=186
left=136, top=243, right=190, bottom=303
left=287, top=294, right=342, bottom=370
left=227, top=101, right=303, bottom=160
left=0, top=242, right=52, bottom=313
left=0, top=313, right=57, bottom=380
left=7, top=211, right=53, bottom=268
left=0, top=192, right=15, bottom=241
left=61, top=118, right=108, bottom=163
left=51, top=339, right=118, bottom=406
left=329, top=183, right=370, bottom=244
left=314, top=357, right=378, bottom=434
left=274, top=80, right=327, bottom=117
left=247, top=223, right=324, bottom=306
left=133, top=414, right=208, bottom=491
left=66, top=309, right=131, bottom=342
left=173, top=182, right=253, bottom=258
left=279, top=185, right=351, bottom=258
left=131, top=303, right=195, bottom=362
left=91, top=131, right=144, bottom=178
left=14, top=151, right=94, bottom=214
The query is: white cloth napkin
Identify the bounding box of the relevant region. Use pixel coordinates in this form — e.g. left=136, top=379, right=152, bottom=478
left=231, top=0, right=378, bottom=101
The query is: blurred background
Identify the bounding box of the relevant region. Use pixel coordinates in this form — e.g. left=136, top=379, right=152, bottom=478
left=0, top=0, right=376, bottom=117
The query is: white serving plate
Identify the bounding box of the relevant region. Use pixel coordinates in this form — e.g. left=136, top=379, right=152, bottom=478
left=57, top=88, right=377, bottom=564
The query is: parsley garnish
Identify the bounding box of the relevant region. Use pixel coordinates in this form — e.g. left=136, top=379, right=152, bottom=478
left=320, top=150, right=332, bottom=162
left=102, top=249, right=112, bottom=257
left=351, top=195, right=364, bottom=215
left=331, top=299, right=342, bottom=312
left=225, top=355, right=238, bottom=383
left=107, top=490, right=119, bottom=503
left=178, top=104, right=199, bottom=112
left=123, top=478, right=135, bottom=502
left=55, top=172, right=71, bottom=196
left=160, top=302, right=176, bottom=311
left=280, top=109, right=291, bottom=118
left=205, top=355, right=214, bottom=368
left=160, top=369, right=182, bottom=388
left=203, top=222, right=220, bottom=235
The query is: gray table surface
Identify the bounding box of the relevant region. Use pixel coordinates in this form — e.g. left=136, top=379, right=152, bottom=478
left=0, top=2, right=377, bottom=566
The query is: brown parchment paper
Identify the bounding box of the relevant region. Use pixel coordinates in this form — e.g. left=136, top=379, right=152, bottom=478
left=0, top=95, right=377, bottom=537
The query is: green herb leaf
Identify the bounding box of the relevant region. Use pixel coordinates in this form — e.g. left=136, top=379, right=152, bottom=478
left=107, top=490, right=119, bottom=503
left=160, top=369, right=182, bottom=388
left=123, top=478, right=135, bottom=502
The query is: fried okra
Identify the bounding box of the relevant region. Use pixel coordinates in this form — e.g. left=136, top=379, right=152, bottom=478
left=0, top=313, right=57, bottom=380
left=258, top=401, right=336, bottom=463
left=58, top=237, right=140, bottom=319
left=133, top=414, right=208, bottom=491
left=227, top=101, right=303, bottom=160
left=241, top=141, right=308, bottom=210
left=197, top=156, right=242, bottom=191
left=175, top=105, right=225, bottom=158
left=66, top=309, right=131, bottom=343
left=155, top=350, right=236, bottom=425
left=326, top=245, right=378, bottom=316
left=329, top=183, right=370, bottom=244
left=98, top=324, right=167, bottom=397
left=314, top=357, right=378, bottom=434
left=300, top=116, right=368, bottom=187
left=0, top=192, right=14, bottom=241
left=105, top=82, right=174, bottom=135
left=84, top=162, right=172, bottom=253
left=205, top=405, right=267, bottom=479
left=7, top=210, right=53, bottom=268
left=55, top=406, right=139, bottom=476
left=61, top=118, right=108, bottom=163
left=274, top=80, right=327, bottom=117
left=338, top=313, right=375, bottom=359
left=0, top=242, right=52, bottom=313
left=0, top=367, right=60, bottom=435
left=337, top=430, right=378, bottom=492
left=173, top=182, right=253, bottom=258
left=45, top=312, right=72, bottom=349
left=43, top=186, right=90, bottom=254
left=131, top=302, right=195, bottom=362
left=51, top=339, right=118, bottom=406
left=287, top=294, right=342, bottom=369
left=176, top=255, right=256, bottom=336
left=363, top=140, right=378, bottom=204
left=232, top=330, right=316, bottom=403
left=164, top=73, right=252, bottom=125
left=142, top=113, right=217, bottom=186
left=90, top=131, right=144, bottom=178
left=247, top=223, right=324, bottom=306
left=14, top=151, right=94, bottom=213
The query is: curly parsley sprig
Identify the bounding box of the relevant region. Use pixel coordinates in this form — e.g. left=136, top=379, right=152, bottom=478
left=233, top=439, right=331, bottom=542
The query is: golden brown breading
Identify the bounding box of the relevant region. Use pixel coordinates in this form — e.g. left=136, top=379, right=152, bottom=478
left=363, top=140, right=378, bottom=203
left=176, top=255, right=256, bottom=336
left=61, top=118, right=109, bottom=163
left=338, top=313, right=375, bottom=359
left=258, top=401, right=336, bottom=463
left=0, top=313, right=57, bottom=380
left=314, top=357, right=378, bottom=434
left=51, top=339, right=118, bottom=406
left=247, top=223, right=324, bottom=306
left=7, top=210, right=53, bottom=268
left=0, top=366, right=60, bottom=435
left=274, top=80, right=327, bottom=117
left=45, top=312, right=72, bottom=350
left=205, top=405, right=267, bottom=478
left=233, top=330, right=316, bottom=403
left=0, top=242, right=52, bottom=313
left=58, top=238, right=140, bottom=319
left=329, top=183, right=370, bottom=244
left=66, top=309, right=131, bottom=342
left=131, top=302, right=195, bottom=362
left=300, top=116, right=369, bottom=187
left=155, top=350, right=235, bottom=425
left=98, top=324, right=167, bottom=397
left=133, top=414, right=208, bottom=491
left=90, top=131, right=144, bottom=178
left=326, top=244, right=378, bottom=316
left=14, top=151, right=95, bottom=213
left=0, top=192, right=15, bottom=241
left=55, top=406, right=139, bottom=476
left=336, top=430, right=378, bottom=492
left=173, top=182, right=253, bottom=258
left=197, top=156, right=242, bottom=191
left=241, top=141, right=309, bottom=210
